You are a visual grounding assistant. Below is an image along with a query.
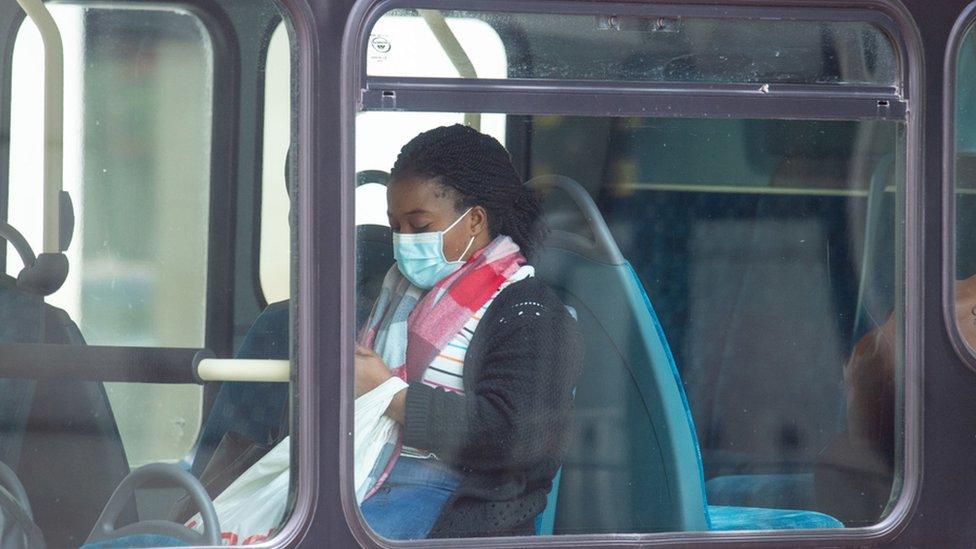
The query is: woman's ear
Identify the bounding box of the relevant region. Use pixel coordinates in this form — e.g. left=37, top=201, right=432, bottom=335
left=469, top=205, right=489, bottom=236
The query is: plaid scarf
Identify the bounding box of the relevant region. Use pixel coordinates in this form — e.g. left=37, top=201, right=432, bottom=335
left=360, top=235, right=526, bottom=382
left=357, top=236, right=526, bottom=500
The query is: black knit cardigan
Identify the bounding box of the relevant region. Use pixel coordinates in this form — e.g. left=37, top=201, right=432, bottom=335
left=401, top=277, right=584, bottom=538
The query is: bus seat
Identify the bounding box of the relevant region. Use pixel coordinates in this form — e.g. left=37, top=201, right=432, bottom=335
left=705, top=473, right=815, bottom=510
left=529, top=174, right=708, bottom=534
left=812, top=156, right=898, bottom=526
left=527, top=175, right=843, bottom=533
left=187, top=300, right=290, bottom=478
left=0, top=276, right=133, bottom=547
left=356, top=224, right=394, bottom=332
left=707, top=505, right=841, bottom=530
left=356, top=169, right=393, bottom=331
left=188, top=220, right=394, bottom=477
left=82, top=534, right=189, bottom=548
left=534, top=467, right=562, bottom=535
left=683, top=218, right=846, bottom=509
left=851, top=155, right=896, bottom=342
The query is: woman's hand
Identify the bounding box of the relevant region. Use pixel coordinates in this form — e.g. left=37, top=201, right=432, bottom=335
left=355, top=345, right=407, bottom=423
left=355, top=345, right=393, bottom=397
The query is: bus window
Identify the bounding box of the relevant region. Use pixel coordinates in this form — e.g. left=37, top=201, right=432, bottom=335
left=368, top=9, right=897, bottom=86
left=1, top=1, right=299, bottom=546
left=951, top=16, right=976, bottom=359
left=7, top=3, right=211, bottom=470
left=355, top=112, right=905, bottom=538
left=355, top=13, right=507, bottom=225
left=352, top=6, right=906, bottom=540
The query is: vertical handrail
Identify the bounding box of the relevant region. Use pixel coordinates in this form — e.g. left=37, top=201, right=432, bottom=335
left=15, top=0, right=62, bottom=254
left=417, top=9, right=481, bottom=131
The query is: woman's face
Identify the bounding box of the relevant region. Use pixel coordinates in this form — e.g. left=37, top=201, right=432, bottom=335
left=387, top=175, right=490, bottom=262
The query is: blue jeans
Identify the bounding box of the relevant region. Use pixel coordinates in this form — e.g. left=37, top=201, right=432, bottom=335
left=361, top=456, right=461, bottom=540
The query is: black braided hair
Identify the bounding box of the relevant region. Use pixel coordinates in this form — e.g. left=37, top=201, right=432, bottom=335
left=390, top=124, right=546, bottom=257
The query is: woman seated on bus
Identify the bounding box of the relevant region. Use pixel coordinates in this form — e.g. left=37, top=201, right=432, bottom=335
left=354, top=124, right=583, bottom=539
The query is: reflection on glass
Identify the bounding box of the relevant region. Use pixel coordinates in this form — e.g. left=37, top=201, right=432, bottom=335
left=8, top=5, right=212, bottom=466
left=355, top=114, right=904, bottom=536
left=369, top=9, right=897, bottom=86
left=260, top=23, right=292, bottom=305
left=955, top=23, right=976, bottom=357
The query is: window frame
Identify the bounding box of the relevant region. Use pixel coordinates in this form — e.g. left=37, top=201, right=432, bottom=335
left=0, top=1, right=316, bottom=543
left=357, top=1, right=911, bottom=120
left=943, top=3, right=976, bottom=373
left=1, top=0, right=228, bottom=465
left=260, top=1, right=313, bottom=547
left=335, top=0, right=925, bottom=546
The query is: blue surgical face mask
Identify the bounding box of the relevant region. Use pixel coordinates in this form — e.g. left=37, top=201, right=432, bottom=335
left=393, top=208, right=475, bottom=290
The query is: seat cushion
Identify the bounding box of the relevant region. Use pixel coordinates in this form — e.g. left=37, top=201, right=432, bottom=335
left=81, top=534, right=189, bottom=548
left=705, top=473, right=814, bottom=510
left=189, top=301, right=289, bottom=478
left=0, top=280, right=133, bottom=547
left=708, top=505, right=843, bottom=530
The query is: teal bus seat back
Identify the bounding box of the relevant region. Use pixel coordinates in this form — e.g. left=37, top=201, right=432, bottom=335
left=81, top=534, right=190, bottom=548
left=187, top=300, right=290, bottom=478
left=537, top=247, right=844, bottom=533
left=188, top=221, right=394, bottom=477
left=0, top=277, right=133, bottom=547
left=529, top=174, right=708, bottom=534
left=535, top=245, right=707, bottom=534
left=530, top=175, right=842, bottom=534
left=534, top=467, right=562, bottom=535
left=0, top=279, right=42, bottom=469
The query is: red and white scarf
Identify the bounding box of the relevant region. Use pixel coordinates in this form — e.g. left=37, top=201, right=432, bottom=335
left=360, top=235, right=526, bottom=382
left=356, top=235, right=526, bottom=499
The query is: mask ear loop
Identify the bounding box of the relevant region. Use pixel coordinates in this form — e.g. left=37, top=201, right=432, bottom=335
left=443, top=207, right=473, bottom=233
left=449, top=235, right=476, bottom=263
left=443, top=207, right=475, bottom=263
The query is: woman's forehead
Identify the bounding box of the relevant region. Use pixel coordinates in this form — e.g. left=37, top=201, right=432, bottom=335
left=387, top=176, right=458, bottom=215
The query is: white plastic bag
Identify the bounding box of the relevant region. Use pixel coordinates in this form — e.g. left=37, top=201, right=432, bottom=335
left=354, top=376, right=408, bottom=502
left=185, top=377, right=406, bottom=544
left=186, top=437, right=290, bottom=545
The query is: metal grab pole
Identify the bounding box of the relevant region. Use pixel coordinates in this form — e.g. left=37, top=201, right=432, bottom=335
left=15, top=0, right=62, bottom=254
left=196, top=358, right=291, bottom=382
left=418, top=9, right=481, bottom=131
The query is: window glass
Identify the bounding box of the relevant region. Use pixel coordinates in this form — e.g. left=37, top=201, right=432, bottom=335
left=355, top=5, right=905, bottom=539
left=368, top=9, right=897, bottom=86
left=953, top=21, right=976, bottom=358
left=260, top=23, right=292, bottom=304
left=356, top=17, right=507, bottom=225
left=354, top=111, right=904, bottom=538
left=7, top=5, right=211, bottom=468
left=3, top=4, right=299, bottom=547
